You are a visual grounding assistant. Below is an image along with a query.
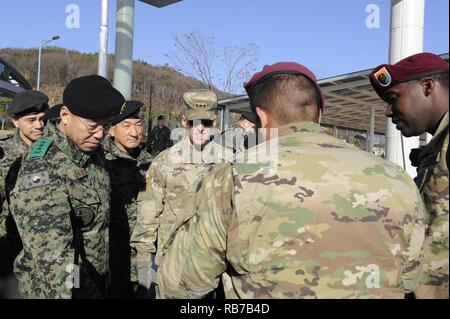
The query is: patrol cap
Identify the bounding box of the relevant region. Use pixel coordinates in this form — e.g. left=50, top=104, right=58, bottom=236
left=43, top=104, right=63, bottom=123
left=244, top=62, right=325, bottom=113
left=183, top=89, right=218, bottom=120
left=63, top=75, right=125, bottom=120
left=111, top=100, right=145, bottom=125
left=8, top=90, right=49, bottom=117
left=370, top=52, right=449, bottom=102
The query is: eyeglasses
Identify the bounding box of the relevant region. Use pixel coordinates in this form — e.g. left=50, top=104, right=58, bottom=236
left=74, top=115, right=111, bottom=134
left=188, top=119, right=214, bottom=128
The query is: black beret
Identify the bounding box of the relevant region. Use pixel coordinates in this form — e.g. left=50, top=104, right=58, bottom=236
left=370, top=52, right=449, bottom=102
left=8, top=90, right=49, bottom=116
left=43, top=104, right=63, bottom=123
left=63, top=75, right=125, bottom=120
left=111, top=100, right=145, bottom=125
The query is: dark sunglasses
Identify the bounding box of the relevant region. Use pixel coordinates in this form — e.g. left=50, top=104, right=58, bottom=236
left=188, top=119, right=214, bottom=127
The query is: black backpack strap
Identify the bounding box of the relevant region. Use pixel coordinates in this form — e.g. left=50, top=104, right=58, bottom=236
left=412, top=124, right=449, bottom=190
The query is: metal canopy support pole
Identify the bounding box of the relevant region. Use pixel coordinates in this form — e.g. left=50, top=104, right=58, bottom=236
left=333, top=125, right=338, bottom=138
left=113, top=0, right=135, bottom=99
left=386, top=0, right=424, bottom=177
left=37, top=41, right=43, bottom=90
left=220, top=109, right=224, bottom=132
left=98, top=0, right=110, bottom=78
left=223, top=107, right=230, bottom=130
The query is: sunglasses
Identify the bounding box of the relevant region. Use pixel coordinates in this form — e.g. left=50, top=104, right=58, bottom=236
left=188, top=119, right=214, bottom=127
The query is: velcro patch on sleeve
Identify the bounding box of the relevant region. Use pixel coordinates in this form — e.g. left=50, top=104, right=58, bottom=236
left=23, top=171, right=51, bottom=190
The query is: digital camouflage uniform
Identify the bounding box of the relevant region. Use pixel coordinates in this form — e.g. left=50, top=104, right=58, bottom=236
left=0, top=132, right=29, bottom=234
left=158, top=121, right=427, bottom=299
left=103, top=137, right=152, bottom=297
left=0, top=132, right=29, bottom=277
left=9, top=122, right=111, bottom=299
left=130, top=136, right=234, bottom=287
left=413, top=111, right=449, bottom=299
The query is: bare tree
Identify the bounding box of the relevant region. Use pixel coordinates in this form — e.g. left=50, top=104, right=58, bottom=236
left=221, top=44, right=259, bottom=94
left=165, top=31, right=259, bottom=95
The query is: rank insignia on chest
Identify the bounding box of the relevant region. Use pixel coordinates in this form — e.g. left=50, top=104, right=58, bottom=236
left=23, top=171, right=50, bottom=190
left=29, top=138, right=53, bottom=158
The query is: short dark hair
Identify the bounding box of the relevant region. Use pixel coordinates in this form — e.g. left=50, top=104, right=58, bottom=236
left=248, top=74, right=320, bottom=125
left=414, top=71, right=449, bottom=90
left=157, top=115, right=165, bottom=121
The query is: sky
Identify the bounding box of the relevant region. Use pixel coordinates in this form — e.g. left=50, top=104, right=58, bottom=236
left=0, top=0, right=448, bottom=91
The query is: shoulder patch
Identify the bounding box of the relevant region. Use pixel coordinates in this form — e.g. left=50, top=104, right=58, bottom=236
left=23, top=171, right=51, bottom=190
left=29, top=138, right=53, bottom=159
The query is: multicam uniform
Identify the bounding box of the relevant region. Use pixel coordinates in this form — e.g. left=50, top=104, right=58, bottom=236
left=158, top=121, right=427, bottom=299
left=413, top=111, right=449, bottom=299
left=130, top=136, right=233, bottom=286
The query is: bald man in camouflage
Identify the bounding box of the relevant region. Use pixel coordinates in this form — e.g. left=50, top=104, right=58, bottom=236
left=157, top=62, right=427, bottom=299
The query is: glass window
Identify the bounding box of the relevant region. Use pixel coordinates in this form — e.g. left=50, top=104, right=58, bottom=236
left=0, top=62, right=8, bottom=82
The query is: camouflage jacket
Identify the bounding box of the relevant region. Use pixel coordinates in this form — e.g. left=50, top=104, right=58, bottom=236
left=9, top=122, right=111, bottom=299
left=103, top=138, right=152, bottom=286
left=0, top=132, right=30, bottom=277
left=158, top=121, right=427, bottom=299
left=148, top=126, right=173, bottom=157
left=413, top=111, right=449, bottom=299
left=131, top=136, right=234, bottom=268
left=0, top=131, right=29, bottom=235
left=221, top=125, right=257, bottom=154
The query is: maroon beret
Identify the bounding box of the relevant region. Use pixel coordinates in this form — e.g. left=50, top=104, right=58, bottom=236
left=370, top=52, right=448, bottom=102
left=244, top=62, right=325, bottom=113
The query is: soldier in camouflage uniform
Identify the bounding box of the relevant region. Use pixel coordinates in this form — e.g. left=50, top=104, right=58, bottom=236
left=9, top=75, right=125, bottom=298
left=0, top=90, right=49, bottom=285
left=222, top=112, right=257, bottom=154
left=130, top=89, right=234, bottom=296
left=147, top=115, right=173, bottom=157
left=103, top=100, right=152, bottom=298
left=370, top=52, right=449, bottom=299
left=157, top=62, right=427, bottom=299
